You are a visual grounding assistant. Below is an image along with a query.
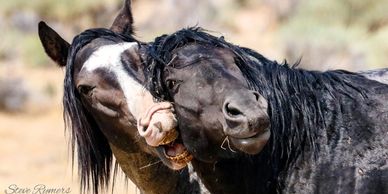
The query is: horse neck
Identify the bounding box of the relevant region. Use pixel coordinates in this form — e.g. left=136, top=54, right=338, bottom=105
left=192, top=61, right=387, bottom=193
left=109, top=143, right=199, bottom=194
left=253, top=63, right=374, bottom=173
left=191, top=153, right=277, bottom=194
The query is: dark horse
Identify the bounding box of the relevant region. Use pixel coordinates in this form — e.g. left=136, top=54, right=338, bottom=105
left=38, top=1, right=206, bottom=193
left=143, top=28, right=388, bottom=194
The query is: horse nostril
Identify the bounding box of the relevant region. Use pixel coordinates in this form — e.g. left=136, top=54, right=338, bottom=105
left=224, top=103, right=244, bottom=117
left=142, top=125, right=148, bottom=132
left=253, top=91, right=261, bottom=102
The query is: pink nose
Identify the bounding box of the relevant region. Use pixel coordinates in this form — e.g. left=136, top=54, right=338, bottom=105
left=137, top=102, right=177, bottom=146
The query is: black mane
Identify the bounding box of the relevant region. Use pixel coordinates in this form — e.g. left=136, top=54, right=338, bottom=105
left=64, top=28, right=136, bottom=194
left=146, top=28, right=374, bottom=176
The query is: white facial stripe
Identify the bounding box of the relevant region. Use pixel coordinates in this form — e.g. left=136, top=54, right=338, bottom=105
left=82, top=42, right=137, bottom=72
left=82, top=42, right=146, bottom=119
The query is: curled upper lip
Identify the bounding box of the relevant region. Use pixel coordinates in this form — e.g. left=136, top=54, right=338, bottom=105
left=137, top=102, right=173, bottom=135
left=137, top=102, right=177, bottom=147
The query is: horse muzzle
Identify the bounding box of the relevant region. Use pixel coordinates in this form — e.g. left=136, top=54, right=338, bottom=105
left=137, top=102, right=178, bottom=146
left=221, top=90, right=271, bottom=154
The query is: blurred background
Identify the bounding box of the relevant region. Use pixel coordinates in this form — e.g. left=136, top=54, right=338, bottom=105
left=1, top=0, right=387, bottom=193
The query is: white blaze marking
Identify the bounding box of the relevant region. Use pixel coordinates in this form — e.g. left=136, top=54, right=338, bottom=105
left=82, top=42, right=146, bottom=119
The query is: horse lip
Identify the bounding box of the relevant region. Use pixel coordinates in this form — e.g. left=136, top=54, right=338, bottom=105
left=229, top=128, right=271, bottom=155
left=157, top=144, right=193, bottom=170
left=137, top=102, right=175, bottom=137
left=155, top=146, right=189, bottom=170
left=250, top=127, right=270, bottom=138
left=163, top=147, right=193, bottom=163
left=226, top=126, right=270, bottom=139
left=158, top=130, right=179, bottom=146
left=154, top=130, right=193, bottom=170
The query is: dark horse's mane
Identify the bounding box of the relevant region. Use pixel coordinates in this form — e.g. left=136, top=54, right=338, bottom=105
left=64, top=28, right=136, bottom=194
left=146, top=28, right=370, bottom=176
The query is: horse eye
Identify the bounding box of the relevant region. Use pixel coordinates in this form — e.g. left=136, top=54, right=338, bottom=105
left=78, top=85, right=94, bottom=96
left=166, top=80, right=176, bottom=90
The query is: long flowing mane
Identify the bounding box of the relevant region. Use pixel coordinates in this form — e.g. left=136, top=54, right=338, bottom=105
left=64, top=28, right=136, bottom=193
left=145, top=28, right=375, bottom=174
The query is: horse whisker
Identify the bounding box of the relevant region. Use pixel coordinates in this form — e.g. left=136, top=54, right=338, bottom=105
left=166, top=55, right=178, bottom=67
left=220, top=136, right=237, bottom=153
left=220, top=137, right=227, bottom=151
left=139, top=160, right=162, bottom=170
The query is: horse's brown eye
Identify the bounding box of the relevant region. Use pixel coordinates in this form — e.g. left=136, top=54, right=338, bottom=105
left=78, top=85, right=94, bottom=96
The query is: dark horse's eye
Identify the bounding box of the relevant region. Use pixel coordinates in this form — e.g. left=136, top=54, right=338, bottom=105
left=78, top=85, right=95, bottom=96
left=165, top=80, right=180, bottom=92
left=166, top=80, right=176, bottom=89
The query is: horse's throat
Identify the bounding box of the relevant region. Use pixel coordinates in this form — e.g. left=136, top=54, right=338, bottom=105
left=109, top=143, right=181, bottom=194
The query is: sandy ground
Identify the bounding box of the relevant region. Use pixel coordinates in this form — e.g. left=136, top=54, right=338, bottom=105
left=0, top=66, right=137, bottom=194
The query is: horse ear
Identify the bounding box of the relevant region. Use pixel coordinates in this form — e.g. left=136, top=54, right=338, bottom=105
left=110, top=0, right=134, bottom=35
left=38, top=21, right=70, bottom=67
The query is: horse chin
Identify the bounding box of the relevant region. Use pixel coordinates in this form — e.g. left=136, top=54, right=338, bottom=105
left=229, top=128, right=271, bottom=155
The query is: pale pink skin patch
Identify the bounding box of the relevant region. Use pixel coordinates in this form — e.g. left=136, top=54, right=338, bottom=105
left=137, top=102, right=177, bottom=147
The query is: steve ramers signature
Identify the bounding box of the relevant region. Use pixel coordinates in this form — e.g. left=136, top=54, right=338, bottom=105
left=4, top=184, right=71, bottom=194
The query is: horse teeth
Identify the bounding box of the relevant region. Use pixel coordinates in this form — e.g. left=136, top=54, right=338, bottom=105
left=166, top=150, right=193, bottom=164
left=159, top=130, right=179, bottom=145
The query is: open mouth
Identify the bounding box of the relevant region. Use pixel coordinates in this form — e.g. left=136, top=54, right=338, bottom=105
left=162, top=140, right=193, bottom=164
left=136, top=102, right=193, bottom=169
left=158, top=130, right=193, bottom=169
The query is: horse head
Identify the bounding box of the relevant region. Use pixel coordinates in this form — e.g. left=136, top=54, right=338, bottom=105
left=142, top=28, right=388, bottom=194
left=38, top=1, right=200, bottom=193
left=143, top=29, right=271, bottom=163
